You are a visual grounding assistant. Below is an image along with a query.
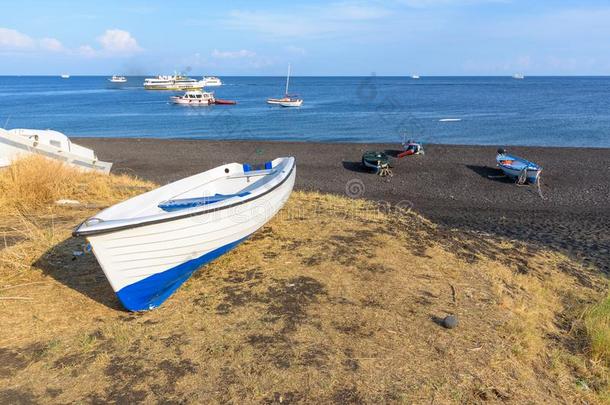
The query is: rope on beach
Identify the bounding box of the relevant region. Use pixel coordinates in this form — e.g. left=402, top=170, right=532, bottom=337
left=535, top=171, right=544, bottom=200
left=378, top=164, right=393, bottom=177
left=517, top=167, right=528, bottom=185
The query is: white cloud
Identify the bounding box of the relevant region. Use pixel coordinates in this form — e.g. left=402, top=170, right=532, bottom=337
left=211, top=49, right=257, bottom=59
left=327, top=3, right=390, bottom=20
left=224, top=1, right=392, bottom=39
left=284, top=45, right=306, bottom=56
left=0, top=27, right=35, bottom=50
left=97, top=29, right=142, bottom=54
left=77, top=45, right=97, bottom=58
left=39, top=37, right=64, bottom=52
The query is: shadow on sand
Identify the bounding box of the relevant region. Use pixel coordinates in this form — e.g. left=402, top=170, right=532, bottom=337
left=33, top=236, right=125, bottom=311
left=466, top=165, right=513, bottom=183
left=342, top=160, right=370, bottom=174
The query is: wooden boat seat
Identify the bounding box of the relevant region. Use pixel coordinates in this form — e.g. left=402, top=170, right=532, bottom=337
left=158, top=192, right=251, bottom=212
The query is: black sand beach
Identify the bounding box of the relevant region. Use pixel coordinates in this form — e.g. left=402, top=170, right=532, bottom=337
left=76, top=138, right=610, bottom=274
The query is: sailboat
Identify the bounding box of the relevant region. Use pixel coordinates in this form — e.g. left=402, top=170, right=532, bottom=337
left=267, top=64, right=303, bottom=106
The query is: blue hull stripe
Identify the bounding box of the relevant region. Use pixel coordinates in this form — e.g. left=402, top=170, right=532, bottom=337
left=116, top=235, right=249, bottom=311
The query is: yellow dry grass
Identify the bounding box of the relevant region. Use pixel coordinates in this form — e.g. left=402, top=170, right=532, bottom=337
left=0, top=157, right=608, bottom=403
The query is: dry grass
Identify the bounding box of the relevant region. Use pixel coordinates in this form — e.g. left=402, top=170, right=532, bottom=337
left=0, top=158, right=609, bottom=403
left=584, top=292, right=610, bottom=366
left=0, top=155, right=153, bottom=213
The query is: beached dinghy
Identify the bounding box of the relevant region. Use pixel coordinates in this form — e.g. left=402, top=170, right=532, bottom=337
left=73, top=157, right=296, bottom=311
left=496, top=148, right=542, bottom=184
left=0, top=128, right=112, bottom=173
left=362, top=151, right=392, bottom=176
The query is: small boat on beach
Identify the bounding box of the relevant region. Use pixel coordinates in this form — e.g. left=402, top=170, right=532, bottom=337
left=398, top=140, right=424, bottom=157
left=171, top=90, right=215, bottom=105
left=108, top=75, right=127, bottom=83
left=496, top=148, right=542, bottom=184
left=0, top=128, right=112, bottom=173
left=362, top=151, right=392, bottom=176
left=73, top=157, right=296, bottom=311
left=202, top=76, right=222, bottom=87
left=267, top=64, right=303, bottom=106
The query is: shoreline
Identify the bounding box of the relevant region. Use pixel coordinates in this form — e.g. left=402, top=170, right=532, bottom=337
left=74, top=136, right=610, bottom=150
left=76, top=137, right=610, bottom=275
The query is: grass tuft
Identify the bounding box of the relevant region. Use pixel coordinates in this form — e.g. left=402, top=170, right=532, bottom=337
left=0, top=155, right=154, bottom=214
left=584, top=292, right=610, bottom=366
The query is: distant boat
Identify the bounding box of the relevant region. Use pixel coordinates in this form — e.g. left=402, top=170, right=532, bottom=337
left=513, top=73, right=525, bottom=80
left=73, top=156, right=296, bottom=311
left=496, top=148, right=542, bottom=184
left=267, top=64, right=303, bottom=106
left=411, top=75, right=420, bottom=79
left=61, top=74, right=70, bottom=79
left=439, top=118, right=461, bottom=122
left=109, top=75, right=127, bottom=83
left=0, top=128, right=112, bottom=173
left=202, top=76, right=222, bottom=87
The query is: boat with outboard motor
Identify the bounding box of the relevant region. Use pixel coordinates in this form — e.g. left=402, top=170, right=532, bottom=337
left=73, top=157, right=296, bottom=311
left=496, top=148, right=542, bottom=184
left=171, top=90, right=215, bottom=105
left=0, top=128, right=112, bottom=173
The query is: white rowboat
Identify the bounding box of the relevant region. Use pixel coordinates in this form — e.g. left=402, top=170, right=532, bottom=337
left=0, top=128, right=112, bottom=173
left=73, top=157, right=296, bottom=311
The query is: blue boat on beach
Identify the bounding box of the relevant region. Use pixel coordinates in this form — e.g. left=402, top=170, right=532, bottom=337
left=496, top=148, right=542, bottom=184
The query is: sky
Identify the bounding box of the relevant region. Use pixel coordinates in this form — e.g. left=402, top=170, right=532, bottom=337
left=1, top=0, right=610, bottom=76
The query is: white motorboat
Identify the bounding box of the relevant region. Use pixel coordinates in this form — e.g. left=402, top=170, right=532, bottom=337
left=61, top=74, right=70, bottom=79
left=267, top=64, right=302, bottom=106
left=143, top=74, right=205, bottom=90
left=513, top=73, right=525, bottom=80
left=0, top=128, right=112, bottom=173
left=73, top=157, right=296, bottom=311
left=411, top=75, right=420, bottom=79
left=170, top=90, right=215, bottom=105
left=279, top=99, right=303, bottom=107
left=202, top=76, right=222, bottom=87
left=109, top=75, right=127, bottom=83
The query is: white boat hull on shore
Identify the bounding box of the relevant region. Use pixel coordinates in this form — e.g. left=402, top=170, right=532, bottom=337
left=74, top=157, right=296, bottom=311
left=0, top=128, right=112, bottom=173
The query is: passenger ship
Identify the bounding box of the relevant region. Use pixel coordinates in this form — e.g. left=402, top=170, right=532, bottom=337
left=143, top=74, right=205, bottom=90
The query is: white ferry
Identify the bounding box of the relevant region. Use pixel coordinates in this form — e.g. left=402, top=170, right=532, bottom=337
left=202, top=76, right=222, bottom=86
left=143, top=74, right=205, bottom=90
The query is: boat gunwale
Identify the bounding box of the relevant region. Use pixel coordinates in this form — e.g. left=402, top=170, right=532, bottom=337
left=73, top=159, right=295, bottom=237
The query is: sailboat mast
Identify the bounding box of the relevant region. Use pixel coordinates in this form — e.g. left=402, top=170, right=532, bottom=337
left=285, top=64, right=291, bottom=96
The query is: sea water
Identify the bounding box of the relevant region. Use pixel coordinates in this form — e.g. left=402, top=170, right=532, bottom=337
left=1, top=76, right=609, bottom=147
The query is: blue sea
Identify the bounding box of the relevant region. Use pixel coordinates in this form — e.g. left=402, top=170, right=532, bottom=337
left=1, top=76, right=609, bottom=147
